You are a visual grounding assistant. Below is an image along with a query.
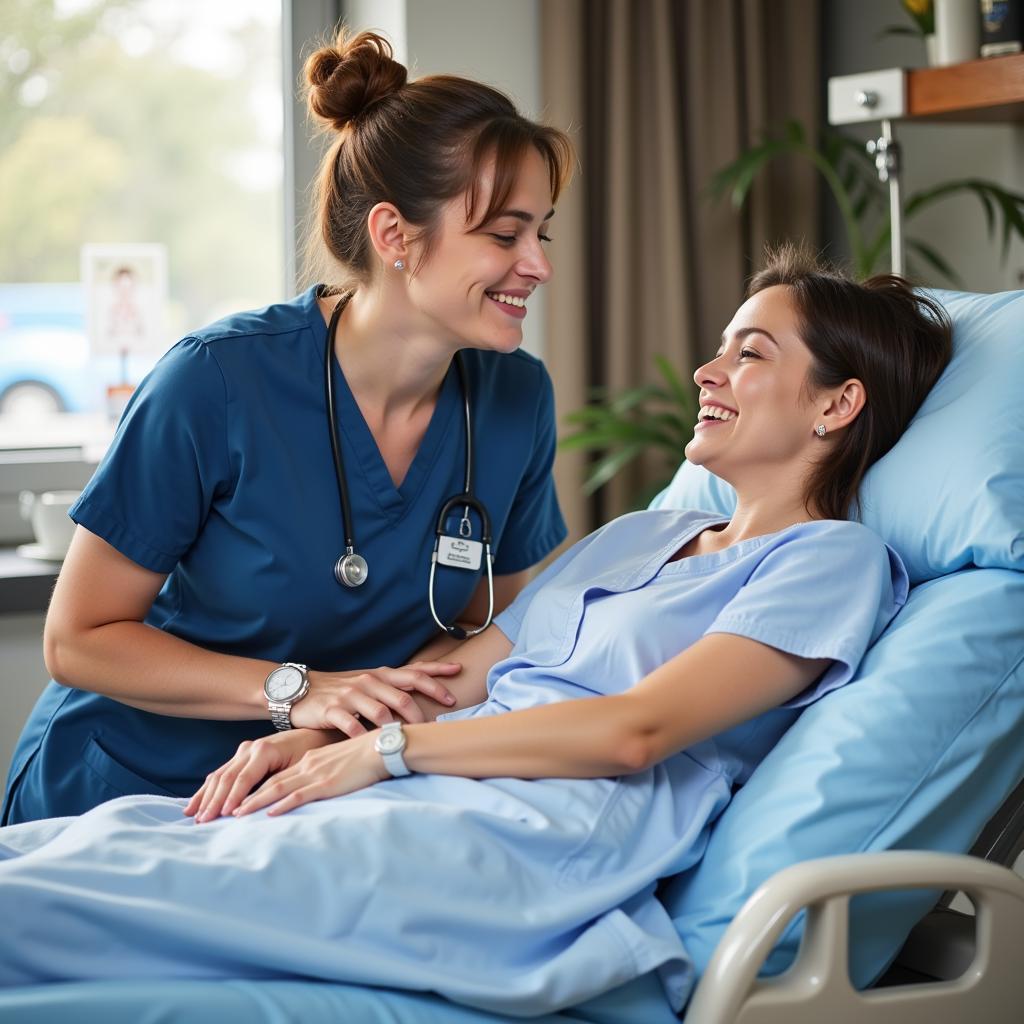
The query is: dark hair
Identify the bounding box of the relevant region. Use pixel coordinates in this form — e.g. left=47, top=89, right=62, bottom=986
left=301, top=28, right=575, bottom=287
left=747, top=244, right=953, bottom=521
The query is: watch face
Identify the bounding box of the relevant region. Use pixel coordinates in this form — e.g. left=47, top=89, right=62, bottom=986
left=266, top=665, right=303, bottom=702
left=377, top=729, right=403, bottom=754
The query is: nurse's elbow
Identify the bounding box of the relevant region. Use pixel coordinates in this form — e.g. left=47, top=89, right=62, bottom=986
left=42, top=616, right=78, bottom=684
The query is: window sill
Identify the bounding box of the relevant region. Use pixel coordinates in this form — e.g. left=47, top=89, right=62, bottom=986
left=0, top=546, right=60, bottom=614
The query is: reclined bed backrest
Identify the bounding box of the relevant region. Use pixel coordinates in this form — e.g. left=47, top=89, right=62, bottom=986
left=650, top=287, right=1024, bottom=988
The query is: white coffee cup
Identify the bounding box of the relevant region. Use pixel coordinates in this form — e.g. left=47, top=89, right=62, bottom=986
left=19, top=490, right=81, bottom=558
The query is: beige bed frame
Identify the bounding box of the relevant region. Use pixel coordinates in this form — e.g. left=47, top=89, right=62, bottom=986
left=684, top=851, right=1024, bottom=1023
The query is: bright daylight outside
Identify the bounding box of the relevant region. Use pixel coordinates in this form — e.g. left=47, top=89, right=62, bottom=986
left=0, top=0, right=284, bottom=452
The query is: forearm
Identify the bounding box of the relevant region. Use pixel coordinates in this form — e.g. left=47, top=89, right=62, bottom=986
left=45, top=618, right=277, bottom=720
left=403, top=694, right=644, bottom=779
left=400, top=635, right=829, bottom=781
left=406, top=624, right=512, bottom=723
left=410, top=631, right=463, bottom=664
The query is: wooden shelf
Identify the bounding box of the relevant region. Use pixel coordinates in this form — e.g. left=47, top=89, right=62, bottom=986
left=907, top=53, right=1024, bottom=122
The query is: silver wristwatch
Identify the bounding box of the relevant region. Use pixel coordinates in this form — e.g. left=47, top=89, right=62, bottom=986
left=374, top=721, right=411, bottom=777
left=263, top=662, right=310, bottom=731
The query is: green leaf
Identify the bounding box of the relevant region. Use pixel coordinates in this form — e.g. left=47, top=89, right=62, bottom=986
left=878, top=24, right=923, bottom=37
left=783, top=119, right=805, bottom=145
left=906, top=238, right=962, bottom=287
left=561, top=406, right=614, bottom=427
left=607, top=384, right=665, bottom=415
left=649, top=410, right=694, bottom=442
left=560, top=417, right=676, bottom=450
left=653, top=354, right=696, bottom=419
left=906, top=178, right=1024, bottom=263
left=583, top=443, right=645, bottom=495
left=707, top=138, right=795, bottom=209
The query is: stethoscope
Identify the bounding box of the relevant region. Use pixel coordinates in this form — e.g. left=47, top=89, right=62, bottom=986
left=322, top=291, right=495, bottom=639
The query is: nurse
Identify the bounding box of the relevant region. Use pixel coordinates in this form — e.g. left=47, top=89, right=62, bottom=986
left=2, top=29, right=573, bottom=824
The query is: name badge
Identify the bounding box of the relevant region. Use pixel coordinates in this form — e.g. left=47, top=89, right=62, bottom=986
left=437, top=535, right=483, bottom=571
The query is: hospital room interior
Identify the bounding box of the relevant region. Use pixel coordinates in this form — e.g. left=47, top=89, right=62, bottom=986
left=0, top=0, right=1023, bottom=1021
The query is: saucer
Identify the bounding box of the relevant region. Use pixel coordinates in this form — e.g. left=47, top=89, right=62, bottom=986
left=16, top=543, right=67, bottom=562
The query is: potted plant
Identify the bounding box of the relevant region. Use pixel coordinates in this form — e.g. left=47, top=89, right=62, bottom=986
left=883, top=0, right=938, bottom=65
left=560, top=355, right=696, bottom=508
left=709, top=119, right=1024, bottom=284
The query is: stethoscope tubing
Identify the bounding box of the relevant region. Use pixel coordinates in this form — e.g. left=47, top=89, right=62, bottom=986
left=322, top=289, right=494, bottom=636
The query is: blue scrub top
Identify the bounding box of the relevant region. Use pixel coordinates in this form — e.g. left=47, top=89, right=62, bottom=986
left=3, top=286, right=566, bottom=823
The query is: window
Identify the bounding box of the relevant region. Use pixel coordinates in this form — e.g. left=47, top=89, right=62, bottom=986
left=0, top=0, right=284, bottom=453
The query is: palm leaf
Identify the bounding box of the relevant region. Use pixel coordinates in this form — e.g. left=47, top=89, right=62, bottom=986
left=653, top=354, right=696, bottom=420
left=582, top=443, right=646, bottom=495
left=707, top=138, right=797, bottom=209
left=906, top=238, right=962, bottom=287
left=906, top=179, right=1024, bottom=260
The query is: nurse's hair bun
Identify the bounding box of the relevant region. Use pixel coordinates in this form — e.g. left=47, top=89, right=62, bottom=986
left=304, top=29, right=407, bottom=132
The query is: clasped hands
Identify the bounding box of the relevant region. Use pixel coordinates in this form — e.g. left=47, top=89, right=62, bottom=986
left=184, top=659, right=459, bottom=823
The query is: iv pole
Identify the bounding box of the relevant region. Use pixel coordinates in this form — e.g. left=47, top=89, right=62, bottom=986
left=865, top=118, right=906, bottom=276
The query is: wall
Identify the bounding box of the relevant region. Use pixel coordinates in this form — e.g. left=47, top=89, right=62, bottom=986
left=822, top=0, right=1024, bottom=291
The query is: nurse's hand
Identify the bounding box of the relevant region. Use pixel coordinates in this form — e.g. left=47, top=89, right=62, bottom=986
left=185, top=728, right=337, bottom=823
left=233, top=731, right=387, bottom=817
left=291, top=661, right=460, bottom=735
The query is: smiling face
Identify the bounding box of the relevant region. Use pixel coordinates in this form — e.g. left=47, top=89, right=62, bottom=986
left=404, top=145, right=554, bottom=353
left=684, top=285, right=823, bottom=490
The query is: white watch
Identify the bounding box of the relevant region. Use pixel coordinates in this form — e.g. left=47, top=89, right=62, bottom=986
left=263, top=662, right=309, bottom=731
left=374, top=722, right=411, bottom=777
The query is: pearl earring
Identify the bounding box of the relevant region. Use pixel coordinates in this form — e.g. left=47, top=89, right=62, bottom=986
left=815, top=424, right=827, bottom=437
left=393, top=259, right=405, bottom=271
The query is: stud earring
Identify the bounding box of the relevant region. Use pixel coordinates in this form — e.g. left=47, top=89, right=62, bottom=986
left=815, top=424, right=827, bottom=437
left=393, top=259, right=405, bottom=271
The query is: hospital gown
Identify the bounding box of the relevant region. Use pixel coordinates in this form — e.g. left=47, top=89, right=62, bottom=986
left=0, top=509, right=907, bottom=1017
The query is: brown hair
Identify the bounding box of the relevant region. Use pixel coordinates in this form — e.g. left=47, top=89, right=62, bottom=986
left=301, top=28, right=575, bottom=287
left=748, top=244, right=953, bottom=521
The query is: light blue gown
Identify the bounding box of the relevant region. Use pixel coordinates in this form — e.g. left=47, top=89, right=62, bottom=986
left=0, top=509, right=907, bottom=1016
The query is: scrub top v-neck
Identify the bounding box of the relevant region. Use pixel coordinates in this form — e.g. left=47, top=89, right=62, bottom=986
left=3, top=285, right=566, bottom=823
left=326, top=327, right=461, bottom=521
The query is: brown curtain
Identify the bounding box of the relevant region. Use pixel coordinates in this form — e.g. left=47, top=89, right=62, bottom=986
left=541, top=0, right=820, bottom=540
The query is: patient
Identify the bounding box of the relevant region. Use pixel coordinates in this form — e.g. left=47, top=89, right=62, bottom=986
left=0, top=247, right=951, bottom=1017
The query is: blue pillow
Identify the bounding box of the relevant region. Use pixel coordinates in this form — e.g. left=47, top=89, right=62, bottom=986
left=651, top=289, right=1024, bottom=585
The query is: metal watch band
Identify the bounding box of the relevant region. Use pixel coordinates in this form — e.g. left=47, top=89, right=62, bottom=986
left=264, top=662, right=309, bottom=732
left=267, top=702, right=293, bottom=731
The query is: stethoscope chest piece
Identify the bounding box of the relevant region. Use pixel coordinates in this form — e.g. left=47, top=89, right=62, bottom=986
left=335, top=550, right=368, bottom=588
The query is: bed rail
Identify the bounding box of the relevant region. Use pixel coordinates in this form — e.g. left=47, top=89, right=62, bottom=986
left=684, top=851, right=1024, bottom=1024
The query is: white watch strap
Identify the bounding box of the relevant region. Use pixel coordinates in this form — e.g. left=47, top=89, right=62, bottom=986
left=377, top=722, right=411, bottom=777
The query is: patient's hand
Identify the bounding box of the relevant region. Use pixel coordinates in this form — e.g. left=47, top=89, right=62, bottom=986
left=184, top=729, right=337, bottom=823
left=233, top=730, right=389, bottom=818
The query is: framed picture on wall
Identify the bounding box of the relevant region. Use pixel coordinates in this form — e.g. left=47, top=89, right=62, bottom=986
left=81, top=243, right=169, bottom=358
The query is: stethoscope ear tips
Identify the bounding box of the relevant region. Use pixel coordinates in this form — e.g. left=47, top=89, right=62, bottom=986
left=335, top=552, right=369, bottom=588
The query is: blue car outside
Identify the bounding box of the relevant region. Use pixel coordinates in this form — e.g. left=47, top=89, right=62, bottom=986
left=0, top=284, right=157, bottom=415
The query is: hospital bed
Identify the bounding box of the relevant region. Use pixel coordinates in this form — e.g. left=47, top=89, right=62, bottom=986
left=1, top=286, right=1022, bottom=1023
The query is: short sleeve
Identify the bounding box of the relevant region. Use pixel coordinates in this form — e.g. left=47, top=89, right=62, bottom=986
left=491, top=363, right=567, bottom=575
left=69, top=337, right=232, bottom=574
left=705, top=523, right=910, bottom=707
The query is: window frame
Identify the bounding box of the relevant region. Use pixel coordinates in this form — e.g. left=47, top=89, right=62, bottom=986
left=0, top=1, right=323, bottom=545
